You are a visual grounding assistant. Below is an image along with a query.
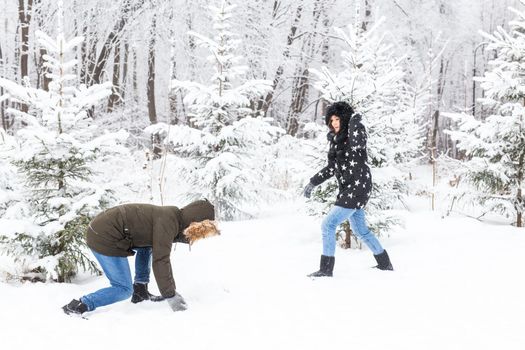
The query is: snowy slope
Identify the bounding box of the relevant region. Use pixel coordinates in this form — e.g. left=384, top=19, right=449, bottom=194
left=1, top=198, right=524, bottom=350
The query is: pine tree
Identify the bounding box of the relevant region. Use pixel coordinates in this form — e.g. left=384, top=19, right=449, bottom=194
left=0, top=3, right=120, bottom=281
left=308, top=17, right=425, bottom=236
left=0, top=129, right=22, bottom=221
left=446, top=2, right=525, bottom=227
left=169, top=1, right=280, bottom=220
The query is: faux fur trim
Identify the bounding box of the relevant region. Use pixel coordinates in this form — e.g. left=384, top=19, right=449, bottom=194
left=183, top=220, right=220, bottom=245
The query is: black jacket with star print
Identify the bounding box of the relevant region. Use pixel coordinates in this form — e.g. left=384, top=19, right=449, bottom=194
left=309, top=114, right=372, bottom=209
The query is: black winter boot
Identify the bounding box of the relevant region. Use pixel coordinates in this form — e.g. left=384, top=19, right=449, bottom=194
left=131, top=283, right=161, bottom=303
left=62, top=299, right=88, bottom=315
left=308, top=255, right=335, bottom=277
left=374, top=250, right=394, bottom=271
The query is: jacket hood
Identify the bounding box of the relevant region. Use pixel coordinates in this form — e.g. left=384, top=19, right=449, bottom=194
left=324, top=101, right=354, bottom=132
left=180, top=199, right=215, bottom=230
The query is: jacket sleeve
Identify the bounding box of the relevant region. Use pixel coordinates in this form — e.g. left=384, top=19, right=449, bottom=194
left=151, top=220, right=178, bottom=298
left=348, top=121, right=367, bottom=151
left=309, top=152, right=336, bottom=186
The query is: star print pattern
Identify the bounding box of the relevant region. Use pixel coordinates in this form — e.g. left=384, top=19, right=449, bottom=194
left=309, top=114, right=372, bottom=209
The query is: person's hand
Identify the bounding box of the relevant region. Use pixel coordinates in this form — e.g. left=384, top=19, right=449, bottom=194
left=303, top=182, right=315, bottom=198
left=166, top=292, right=187, bottom=312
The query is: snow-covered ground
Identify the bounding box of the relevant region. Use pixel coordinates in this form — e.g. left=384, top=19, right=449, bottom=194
left=1, top=192, right=524, bottom=350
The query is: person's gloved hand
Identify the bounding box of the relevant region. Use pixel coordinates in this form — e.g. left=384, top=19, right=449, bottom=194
left=166, top=292, right=187, bottom=312
left=303, top=182, right=315, bottom=199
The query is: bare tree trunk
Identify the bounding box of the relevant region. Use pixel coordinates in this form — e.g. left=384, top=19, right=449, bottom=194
left=517, top=151, right=523, bottom=227
left=286, top=0, right=325, bottom=135
left=121, top=41, right=129, bottom=101
left=85, top=30, right=98, bottom=119
left=428, top=55, right=448, bottom=153
left=431, top=110, right=440, bottom=151
left=167, top=7, right=179, bottom=124
left=34, top=0, right=50, bottom=91
left=37, top=47, right=51, bottom=91
left=430, top=54, right=451, bottom=206
left=184, top=1, right=196, bottom=125
left=168, top=60, right=178, bottom=124
left=517, top=99, right=525, bottom=227
left=518, top=192, right=523, bottom=227
left=147, top=14, right=160, bottom=159
left=0, top=42, right=5, bottom=131
left=18, top=0, right=32, bottom=80
left=84, top=1, right=139, bottom=118
left=107, top=41, right=121, bottom=111
left=87, top=36, right=97, bottom=84
left=286, top=65, right=308, bottom=136
left=429, top=56, right=444, bottom=209
left=80, top=9, right=94, bottom=85
left=80, top=22, right=87, bottom=83
left=147, top=14, right=157, bottom=125
left=185, top=1, right=196, bottom=80
left=361, top=0, right=372, bottom=31
left=87, top=0, right=136, bottom=86
left=18, top=0, right=33, bottom=113
left=262, top=1, right=303, bottom=117
left=436, top=56, right=449, bottom=153
left=318, top=0, right=336, bottom=121
left=132, top=46, right=138, bottom=101
left=13, top=13, right=21, bottom=80
left=89, top=18, right=124, bottom=86
left=342, top=221, right=353, bottom=249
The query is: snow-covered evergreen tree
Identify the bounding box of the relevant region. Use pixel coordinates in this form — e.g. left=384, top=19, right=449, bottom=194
left=308, top=17, right=425, bottom=236
left=0, top=3, right=125, bottom=281
left=0, top=129, right=22, bottom=223
left=446, top=2, right=525, bottom=227
left=168, top=1, right=280, bottom=220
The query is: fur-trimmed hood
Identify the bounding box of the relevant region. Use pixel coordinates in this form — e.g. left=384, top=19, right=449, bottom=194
left=324, top=101, right=354, bottom=131
left=176, top=199, right=218, bottom=245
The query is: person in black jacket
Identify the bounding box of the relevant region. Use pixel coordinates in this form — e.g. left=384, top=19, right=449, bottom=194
left=303, top=101, right=393, bottom=277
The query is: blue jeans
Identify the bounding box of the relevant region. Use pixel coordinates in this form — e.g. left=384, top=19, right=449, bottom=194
left=321, top=206, right=384, bottom=256
left=81, top=247, right=152, bottom=311
left=134, top=247, right=152, bottom=284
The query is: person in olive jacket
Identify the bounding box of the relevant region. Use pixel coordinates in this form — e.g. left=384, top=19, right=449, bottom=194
left=303, top=101, right=393, bottom=277
left=62, top=199, right=219, bottom=315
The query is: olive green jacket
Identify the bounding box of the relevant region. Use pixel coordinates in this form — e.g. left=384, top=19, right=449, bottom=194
left=86, top=200, right=214, bottom=298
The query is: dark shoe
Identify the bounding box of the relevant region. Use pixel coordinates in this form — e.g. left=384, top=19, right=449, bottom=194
left=131, top=283, right=161, bottom=303
left=374, top=250, right=394, bottom=271
left=308, top=255, right=335, bottom=277
left=62, top=299, right=88, bottom=315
